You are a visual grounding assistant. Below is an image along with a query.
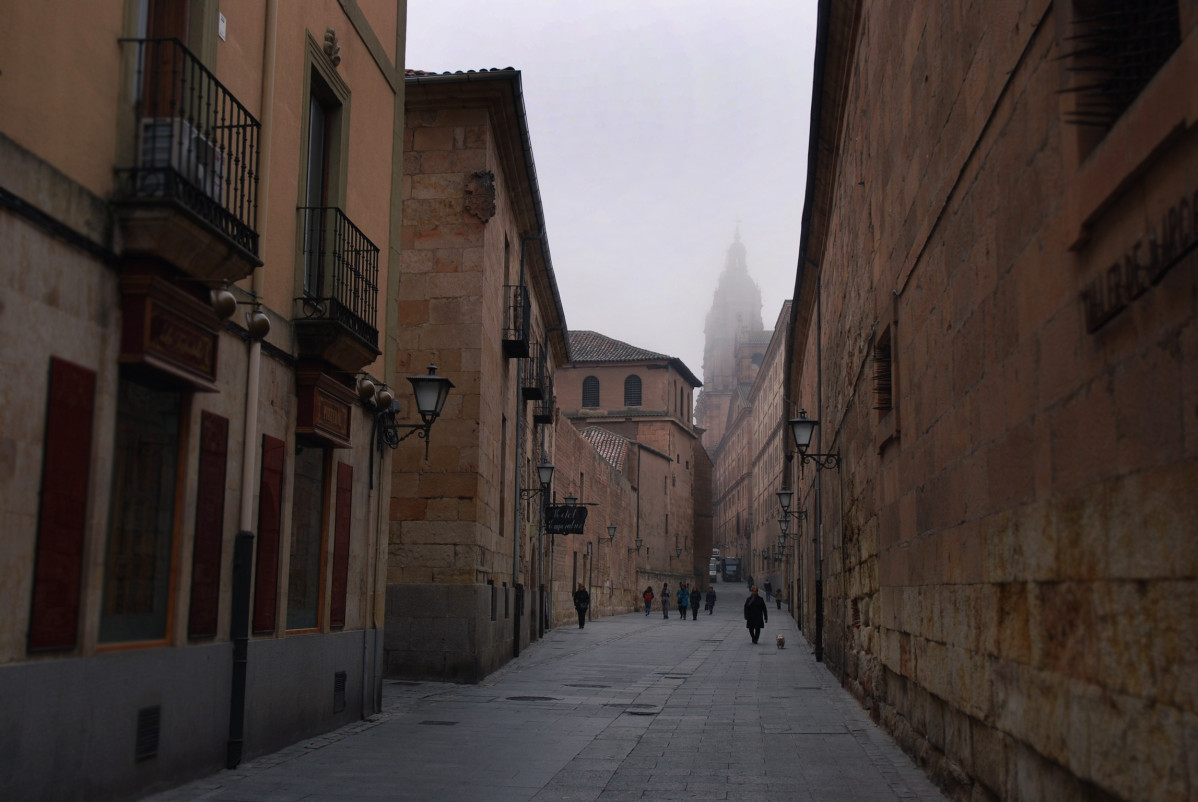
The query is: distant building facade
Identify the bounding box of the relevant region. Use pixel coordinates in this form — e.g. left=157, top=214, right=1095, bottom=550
left=788, top=3, right=1198, bottom=800
left=710, top=305, right=790, bottom=590
left=1, top=2, right=407, bottom=798
left=557, top=331, right=709, bottom=585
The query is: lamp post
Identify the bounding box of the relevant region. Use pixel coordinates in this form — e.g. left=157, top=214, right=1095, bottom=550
left=787, top=409, right=840, bottom=662
left=371, top=364, right=454, bottom=460
left=520, top=462, right=554, bottom=636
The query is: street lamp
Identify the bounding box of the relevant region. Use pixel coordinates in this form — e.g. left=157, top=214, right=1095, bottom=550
left=628, top=537, right=644, bottom=554
left=520, top=461, right=554, bottom=639
left=788, top=409, right=841, bottom=470
left=603, top=525, right=617, bottom=543
left=374, top=364, right=454, bottom=459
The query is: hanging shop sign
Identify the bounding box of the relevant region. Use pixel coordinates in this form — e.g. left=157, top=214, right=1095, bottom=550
left=545, top=504, right=588, bottom=535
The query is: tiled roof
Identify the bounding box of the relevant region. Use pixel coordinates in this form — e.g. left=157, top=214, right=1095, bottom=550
left=579, top=426, right=630, bottom=470
left=568, top=331, right=702, bottom=387
left=405, top=67, right=517, bottom=77
left=569, top=330, right=671, bottom=363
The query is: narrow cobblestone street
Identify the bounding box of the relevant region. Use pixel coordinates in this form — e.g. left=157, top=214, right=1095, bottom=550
left=145, top=599, right=945, bottom=801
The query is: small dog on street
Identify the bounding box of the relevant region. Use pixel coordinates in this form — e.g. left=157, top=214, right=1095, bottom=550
left=776, top=633, right=785, bottom=649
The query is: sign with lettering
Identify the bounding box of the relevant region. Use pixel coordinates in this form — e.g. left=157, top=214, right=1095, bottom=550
left=545, top=505, right=588, bottom=535
left=1081, top=188, right=1198, bottom=332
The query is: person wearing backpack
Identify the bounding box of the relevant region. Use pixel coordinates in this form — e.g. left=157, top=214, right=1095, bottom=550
left=642, top=586, right=655, bottom=616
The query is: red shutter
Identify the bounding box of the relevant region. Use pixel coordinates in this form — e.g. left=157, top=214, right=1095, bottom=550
left=253, top=434, right=285, bottom=634
left=188, top=411, right=228, bottom=639
left=28, top=358, right=96, bottom=651
left=329, top=462, right=353, bottom=628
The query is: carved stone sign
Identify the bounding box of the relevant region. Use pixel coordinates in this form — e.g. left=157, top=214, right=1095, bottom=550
left=464, top=170, right=496, bottom=223
left=1081, top=187, right=1198, bottom=332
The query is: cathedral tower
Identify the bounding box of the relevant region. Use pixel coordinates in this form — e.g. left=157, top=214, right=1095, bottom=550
left=695, top=232, right=763, bottom=451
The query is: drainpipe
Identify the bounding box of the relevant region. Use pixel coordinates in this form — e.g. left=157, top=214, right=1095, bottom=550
left=227, top=0, right=276, bottom=769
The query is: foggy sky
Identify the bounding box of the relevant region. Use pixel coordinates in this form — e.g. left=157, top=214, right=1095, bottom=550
left=405, top=1, right=817, bottom=384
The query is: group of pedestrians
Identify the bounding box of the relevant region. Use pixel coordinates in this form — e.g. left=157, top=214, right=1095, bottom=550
left=641, top=583, right=718, bottom=619
left=590, top=580, right=780, bottom=645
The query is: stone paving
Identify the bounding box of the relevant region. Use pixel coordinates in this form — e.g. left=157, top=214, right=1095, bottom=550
left=143, top=594, right=947, bottom=801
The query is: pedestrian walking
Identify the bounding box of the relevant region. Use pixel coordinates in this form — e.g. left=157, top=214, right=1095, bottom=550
left=705, top=586, right=716, bottom=614
left=774, top=586, right=784, bottom=610
left=764, top=580, right=773, bottom=601
left=573, top=583, right=590, bottom=629
left=689, top=586, right=701, bottom=619
left=642, top=585, right=655, bottom=616
left=661, top=583, right=670, bottom=618
left=676, top=583, right=689, bottom=621
left=744, top=585, right=768, bottom=644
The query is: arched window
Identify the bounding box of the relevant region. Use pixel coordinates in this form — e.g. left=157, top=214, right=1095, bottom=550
left=582, top=376, right=600, bottom=407
left=623, top=375, right=642, bottom=407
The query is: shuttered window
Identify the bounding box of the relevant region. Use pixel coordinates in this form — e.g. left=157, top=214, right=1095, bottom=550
left=27, top=358, right=96, bottom=652
left=582, top=376, right=600, bottom=407
left=188, top=411, right=228, bottom=639
left=253, top=435, right=285, bottom=633
left=623, top=375, right=642, bottom=407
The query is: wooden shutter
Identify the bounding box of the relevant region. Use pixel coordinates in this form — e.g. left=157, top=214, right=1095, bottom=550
left=188, top=411, right=228, bottom=639
left=329, top=462, right=353, bottom=628
left=28, top=358, right=96, bottom=651
left=252, top=434, right=285, bottom=633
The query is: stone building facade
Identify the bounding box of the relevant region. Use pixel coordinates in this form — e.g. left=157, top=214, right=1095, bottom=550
left=557, top=330, right=710, bottom=589
left=788, top=3, right=1198, bottom=800
left=389, top=68, right=569, bottom=681
left=1, top=2, right=408, bottom=799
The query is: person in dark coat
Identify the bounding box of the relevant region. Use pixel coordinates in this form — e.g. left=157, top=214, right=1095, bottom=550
left=744, top=585, right=768, bottom=644
left=763, top=580, right=773, bottom=601
left=689, top=586, right=702, bottom=619
left=661, top=583, right=670, bottom=618
left=705, top=586, right=717, bottom=614
left=676, top=583, right=689, bottom=621
left=573, top=583, right=591, bottom=629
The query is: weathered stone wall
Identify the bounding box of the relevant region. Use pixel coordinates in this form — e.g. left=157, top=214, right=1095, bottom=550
left=793, top=3, right=1198, bottom=800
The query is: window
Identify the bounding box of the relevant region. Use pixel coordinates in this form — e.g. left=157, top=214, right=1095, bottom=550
left=1062, top=0, right=1180, bottom=156
left=298, top=35, right=350, bottom=299
left=100, top=377, right=182, bottom=643
left=288, top=445, right=328, bottom=630
left=873, top=328, right=893, bottom=413
left=582, top=376, right=600, bottom=407
left=623, top=374, right=642, bottom=407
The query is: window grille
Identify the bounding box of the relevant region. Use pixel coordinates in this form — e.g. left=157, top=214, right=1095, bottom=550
left=624, top=375, right=642, bottom=407
left=582, top=376, right=600, bottom=407
left=1061, top=0, right=1180, bottom=132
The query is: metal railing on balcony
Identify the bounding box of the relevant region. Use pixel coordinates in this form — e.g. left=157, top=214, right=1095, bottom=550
left=117, top=38, right=260, bottom=256
left=521, top=342, right=548, bottom=401
left=502, top=283, right=531, bottom=358
left=296, top=206, right=380, bottom=350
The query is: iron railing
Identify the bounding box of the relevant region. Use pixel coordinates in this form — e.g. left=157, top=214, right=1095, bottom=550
left=297, top=207, right=380, bottom=350
left=521, top=342, right=548, bottom=400
left=502, top=283, right=531, bottom=357
left=118, top=38, right=260, bottom=256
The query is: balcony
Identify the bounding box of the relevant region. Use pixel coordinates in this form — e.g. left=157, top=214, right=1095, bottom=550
left=114, top=38, right=261, bottom=282
left=521, top=342, right=548, bottom=401
left=294, top=207, right=381, bottom=373
left=502, top=283, right=531, bottom=358
left=533, top=381, right=554, bottom=425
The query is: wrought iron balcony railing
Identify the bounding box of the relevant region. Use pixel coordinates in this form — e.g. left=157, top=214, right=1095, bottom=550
left=117, top=38, right=260, bottom=257
left=502, top=283, right=531, bottom=358
left=521, top=342, right=548, bottom=401
left=296, top=206, right=380, bottom=351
